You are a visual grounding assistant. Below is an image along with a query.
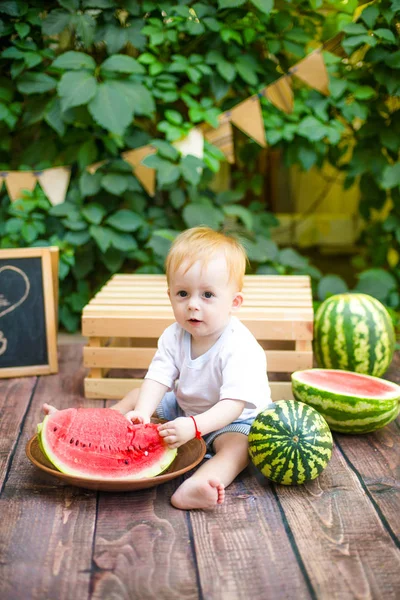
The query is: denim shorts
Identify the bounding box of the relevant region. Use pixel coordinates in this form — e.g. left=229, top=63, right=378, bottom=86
left=155, top=391, right=255, bottom=454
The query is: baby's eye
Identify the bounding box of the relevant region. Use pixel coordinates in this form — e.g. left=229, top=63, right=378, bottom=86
left=177, top=290, right=188, bottom=297
left=203, top=291, right=214, bottom=299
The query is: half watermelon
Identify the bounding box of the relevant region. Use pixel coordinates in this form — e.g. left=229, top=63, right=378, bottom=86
left=291, top=369, right=400, bottom=434
left=38, top=408, right=177, bottom=480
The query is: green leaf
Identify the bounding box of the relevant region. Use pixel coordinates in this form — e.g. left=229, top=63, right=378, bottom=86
left=183, top=203, right=224, bottom=229
left=381, top=163, right=400, bottom=189
left=385, top=51, right=400, bottom=69
left=279, top=248, right=308, bottom=269
left=101, top=54, right=145, bottom=74
left=64, top=230, right=91, bottom=246
left=373, top=28, right=396, bottom=44
left=317, top=275, right=348, bottom=301
left=42, top=9, right=71, bottom=35
left=15, top=22, right=30, bottom=38
left=222, top=205, right=253, bottom=230
left=78, top=139, right=98, bottom=169
left=157, top=162, right=181, bottom=187
left=250, top=0, right=274, bottom=15
left=243, top=238, right=279, bottom=263
left=82, top=203, right=106, bottom=225
left=360, top=4, right=379, bottom=29
left=218, top=0, right=245, bottom=7
left=180, top=155, right=203, bottom=186
left=52, top=51, right=96, bottom=71
left=109, top=230, right=137, bottom=251
left=216, top=59, right=236, bottom=82
left=105, top=209, right=143, bottom=232
left=58, top=71, right=97, bottom=110
left=89, top=224, right=113, bottom=253
left=79, top=171, right=102, bottom=197
left=111, top=80, right=155, bottom=116
left=88, top=81, right=134, bottom=135
left=353, top=85, right=375, bottom=100
left=147, top=229, right=177, bottom=259
left=297, top=116, right=327, bottom=141
left=151, top=140, right=179, bottom=161
left=74, top=13, right=96, bottom=47
left=101, top=173, right=129, bottom=195
left=355, top=268, right=397, bottom=302
left=16, top=72, right=57, bottom=94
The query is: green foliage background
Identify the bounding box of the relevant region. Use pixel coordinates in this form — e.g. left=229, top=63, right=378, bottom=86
left=0, top=0, right=399, bottom=331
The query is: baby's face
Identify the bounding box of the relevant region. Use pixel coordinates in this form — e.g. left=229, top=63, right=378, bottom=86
left=168, top=253, right=243, bottom=344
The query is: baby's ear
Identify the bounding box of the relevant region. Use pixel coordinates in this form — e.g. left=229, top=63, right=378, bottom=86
left=232, top=292, right=243, bottom=311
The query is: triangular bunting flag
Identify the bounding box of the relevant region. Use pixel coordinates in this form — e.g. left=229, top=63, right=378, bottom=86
left=37, top=167, right=71, bottom=206
left=202, top=118, right=235, bottom=164
left=290, top=50, right=330, bottom=96
left=230, top=95, right=266, bottom=147
left=5, top=171, right=37, bottom=202
left=173, top=127, right=204, bottom=159
left=86, top=160, right=107, bottom=174
left=263, top=76, right=294, bottom=114
left=122, top=145, right=156, bottom=196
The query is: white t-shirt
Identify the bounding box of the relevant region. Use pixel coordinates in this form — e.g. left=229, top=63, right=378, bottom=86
left=145, top=316, right=271, bottom=421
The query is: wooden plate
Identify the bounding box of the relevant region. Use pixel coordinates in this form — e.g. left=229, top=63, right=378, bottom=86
left=26, top=434, right=206, bottom=492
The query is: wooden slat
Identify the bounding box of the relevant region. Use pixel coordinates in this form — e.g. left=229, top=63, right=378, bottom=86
left=83, top=346, right=313, bottom=372
left=89, top=296, right=313, bottom=308
left=275, top=444, right=400, bottom=598
left=82, top=315, right=313, bottom=340
left=0, top=345, right=100, bottom=600
left=110, top=273, right=311, bottom=285
left=84, top=377, right=294, bottom=401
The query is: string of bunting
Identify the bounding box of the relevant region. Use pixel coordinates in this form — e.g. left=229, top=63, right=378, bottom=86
left=2, top=47, right=330, bottom=203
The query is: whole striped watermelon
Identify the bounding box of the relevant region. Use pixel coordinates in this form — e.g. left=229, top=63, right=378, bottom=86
left=313, top=293, right=395, bottom=377
left=248, top=400, right=333, bottom=485
left=292, top=369, right=400, bottom=434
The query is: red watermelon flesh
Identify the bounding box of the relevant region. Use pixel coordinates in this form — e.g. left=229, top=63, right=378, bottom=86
left=38, top=408, right=177, bottom=480
left=296, top=369, right=399, bottom=399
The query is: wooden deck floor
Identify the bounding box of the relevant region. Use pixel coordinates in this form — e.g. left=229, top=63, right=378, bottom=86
left=1, top=344, right=399, bottom=600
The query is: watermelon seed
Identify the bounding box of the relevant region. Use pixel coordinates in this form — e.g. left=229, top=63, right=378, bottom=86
left=70, top=438, right=74, bottom=444
left=75, top=440, right=79, bottom=446
left=124, top=460, right=129, bottom=464
left=53, top=427, right=57, bottom=432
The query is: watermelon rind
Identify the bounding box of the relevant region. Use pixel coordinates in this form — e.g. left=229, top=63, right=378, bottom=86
left=291, top=369, right=400, bottom=434
left=248, top=400, right=333, bottom=485
left=38, top=410, right=177, bottom=480
left=313, top=293, right=395, bottom=377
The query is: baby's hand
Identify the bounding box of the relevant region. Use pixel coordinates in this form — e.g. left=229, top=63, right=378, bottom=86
left=42, top=403, right=58, bottom=415
left=158, top=417, right=195, bottom=449
left=125, top=410, right=150, bottom=424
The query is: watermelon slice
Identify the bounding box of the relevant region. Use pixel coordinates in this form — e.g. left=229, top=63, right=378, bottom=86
left=291, top=369, right=400, bottom=434
left=38, top=408, right=177, bottom=480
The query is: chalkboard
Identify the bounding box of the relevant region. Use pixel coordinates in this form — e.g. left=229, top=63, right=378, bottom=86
left=0, top=247, right=58, bottom=377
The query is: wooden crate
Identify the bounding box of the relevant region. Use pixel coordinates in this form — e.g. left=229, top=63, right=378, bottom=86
left=82, top=274, right=314, bottom=402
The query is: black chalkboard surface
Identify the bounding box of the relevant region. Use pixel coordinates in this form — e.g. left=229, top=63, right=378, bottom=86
left=0, top=247, right=58, bottom=377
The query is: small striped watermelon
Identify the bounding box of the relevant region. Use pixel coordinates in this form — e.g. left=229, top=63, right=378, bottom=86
left=248, top=400, right=333, bottom=485
left=291, top=369, right=400, bottom=434
left=313, top=293, right=395, bottom=377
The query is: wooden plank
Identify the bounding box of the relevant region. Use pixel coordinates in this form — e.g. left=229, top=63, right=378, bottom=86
left=82, top=316, right=313, bottom=340
left=89, top=296, right=313, bottom=308
left=84, top=377, right=294, bottom=401
left=275, top=444, right=400, bottom=598
left=189, top=467, right=313, bottom=599
left=89, top=484, right=199, bottom=599
left=0, top=376, right=36, bottom=493
left=110, top=273, right=311, bottom=285
left=83, top=346, right=313, bottom=372
left=0, top=345, right=99, bottom=600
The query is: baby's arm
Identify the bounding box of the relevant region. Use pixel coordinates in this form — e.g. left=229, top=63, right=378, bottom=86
left=158, top=398, right=245, bottom=448
left=114, top=378, right=168, bottom=423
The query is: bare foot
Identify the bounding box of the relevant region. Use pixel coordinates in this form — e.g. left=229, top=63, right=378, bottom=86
left=42, top=403, right=58, bottom=415
left=171, top=477, right=225, bottom=510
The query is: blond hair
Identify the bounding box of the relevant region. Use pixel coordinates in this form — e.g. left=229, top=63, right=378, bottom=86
left=165, top=227, right=247, bottom=290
